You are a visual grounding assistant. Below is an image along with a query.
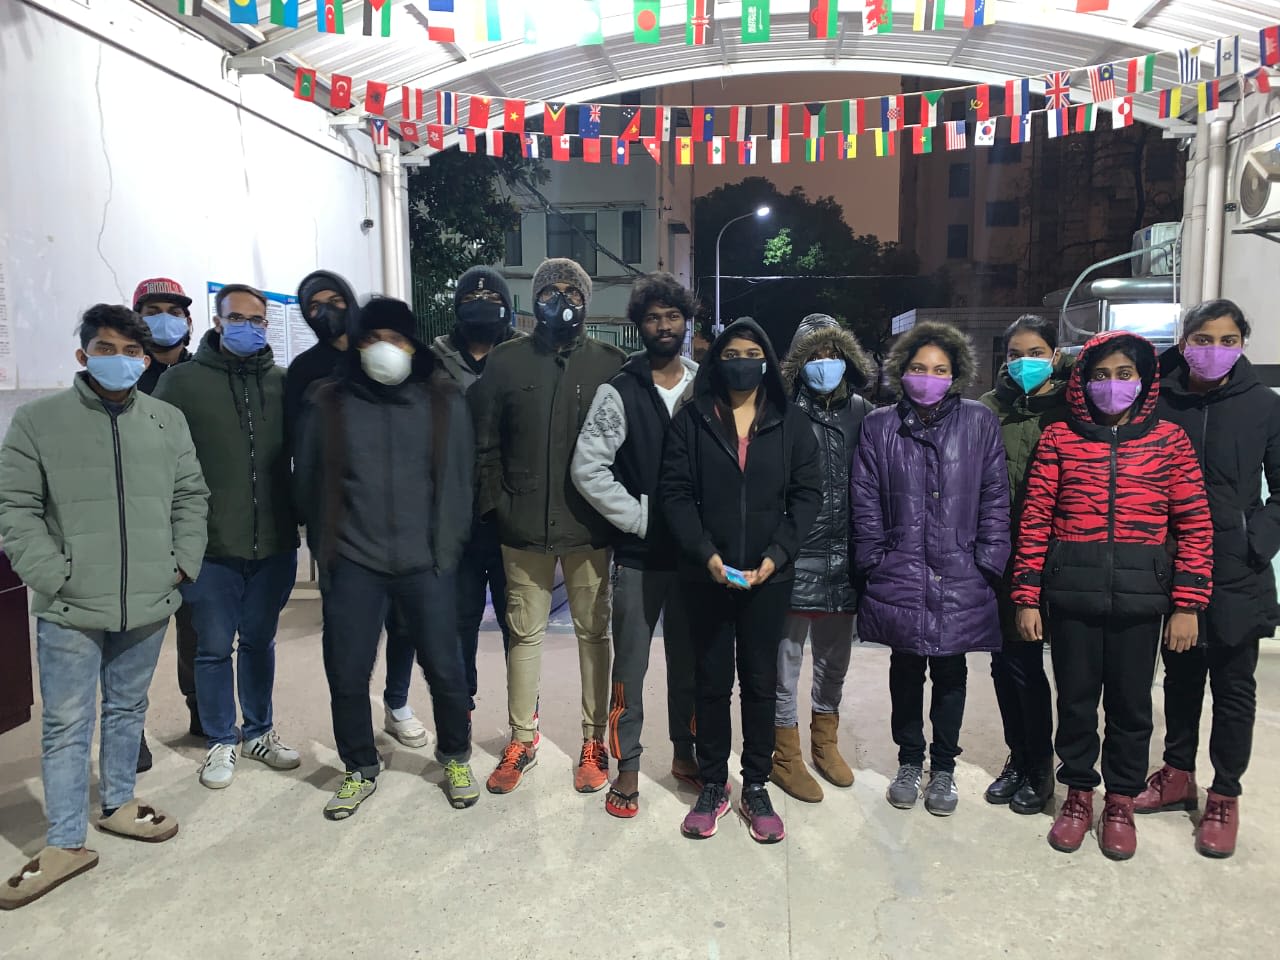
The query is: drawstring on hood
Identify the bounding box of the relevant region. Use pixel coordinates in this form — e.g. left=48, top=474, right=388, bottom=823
left=1067, top=331, right=1159, bottom=440
left=197, top=329, right=274, bottom=430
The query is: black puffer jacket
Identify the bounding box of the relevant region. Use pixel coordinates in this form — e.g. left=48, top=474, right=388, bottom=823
left=659, top=319, right=823, bottom=583
left=780, top=320, right=875, bottom=613
left=1158, top=347, right=1280, bottom=645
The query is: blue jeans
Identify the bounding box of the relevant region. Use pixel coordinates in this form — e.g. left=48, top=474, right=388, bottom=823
left=36, top=618, right=167, bottom=848
left=181, top=553, right=297, bottom=747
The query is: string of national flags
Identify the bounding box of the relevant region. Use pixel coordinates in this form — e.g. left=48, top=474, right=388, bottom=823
left=295, top=24, right=1280, bottom=162
left=204, top=1, right=1120, bottom=44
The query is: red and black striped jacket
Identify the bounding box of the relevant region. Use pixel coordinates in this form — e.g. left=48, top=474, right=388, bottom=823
left=1011, top=331, right=1212, bottom=617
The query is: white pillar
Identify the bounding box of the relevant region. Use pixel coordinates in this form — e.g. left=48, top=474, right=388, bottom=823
left=1180, top=114, right=1209, bottom=312
left=378, top=150, right=408, bottom=300
left=1201, top=116, right=1231, bottom=301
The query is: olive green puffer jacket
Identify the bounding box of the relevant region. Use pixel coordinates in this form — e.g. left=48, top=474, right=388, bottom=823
left=0, top=375, right=209, bottom=631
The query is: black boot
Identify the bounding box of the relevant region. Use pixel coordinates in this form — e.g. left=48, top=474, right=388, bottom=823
left=984, top=756, right=1023, bottom=805
left=188, top=700, right=205, bottom=739
left=1010, top=760, right=1055, bottom=815
left=136, top=733, right=153, bottom=774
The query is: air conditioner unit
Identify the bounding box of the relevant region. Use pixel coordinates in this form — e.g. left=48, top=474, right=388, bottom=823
left=1130, top=222, right=1181, bottom=277
left=1236, top=139, right=1280, bottom=231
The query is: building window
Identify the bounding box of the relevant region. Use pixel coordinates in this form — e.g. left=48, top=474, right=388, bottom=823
left=989, top=142, right=1023, bottom=165
left=985, top=201, right=1020, bottom=228
left=546, top=212, right=598, bottom=276
left=622, top=210, right=642, bottom=264
left=948, top=163, right=971, bottom=199
left=504, top=220, right=523, bottom=267
left=947, top=224, right=969, bottom=259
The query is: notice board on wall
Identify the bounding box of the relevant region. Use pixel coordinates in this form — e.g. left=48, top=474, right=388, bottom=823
left=207, top=282, right=317, bottom=367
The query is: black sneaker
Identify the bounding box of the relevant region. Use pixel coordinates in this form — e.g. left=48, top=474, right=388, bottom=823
left=136, top=733, right=153, bottom=774
left=1010, top=763, right=1055, bottom=815
left=188, top=708, right=205, bottom=739
left=739, top=784, right=785, bottom=844
left=984, top=757, right=1023, bottom=805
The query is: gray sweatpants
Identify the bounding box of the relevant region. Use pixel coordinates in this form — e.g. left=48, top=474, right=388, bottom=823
left=775, top=613, right=856, bottom=727
left=608, top=565, right=697, bottom=772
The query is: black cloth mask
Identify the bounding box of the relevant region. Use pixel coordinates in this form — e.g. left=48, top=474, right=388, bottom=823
left=315, top=303, right=348, bottom=342
left=720, top=357, right=767, bottom=392
left=456, top=300, right=508, bottom=345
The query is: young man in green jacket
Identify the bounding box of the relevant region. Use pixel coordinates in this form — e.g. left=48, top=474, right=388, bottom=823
left=154, top=284, right=302, bottom=790
left=469, top=258, right=626, bottom=795
left=0, top=305, right=209, bottom=910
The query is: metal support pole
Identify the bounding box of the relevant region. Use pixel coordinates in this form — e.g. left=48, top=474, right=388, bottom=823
left=1202, top=117, right=1231, bottom=301
left=378, top=150, right=407, bottom=299
left=714, top=211, right=761, bottom=333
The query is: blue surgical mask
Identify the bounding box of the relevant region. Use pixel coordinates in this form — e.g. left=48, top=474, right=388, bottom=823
left=802, top=358, right=846, bottom=394
left=145, top=312, right=189, bottom=348
left=86, top=355, right=147, bottom=392
left=220, top=322, right=268, bottom=358
left=1007, top=356, right=1054, bottom=394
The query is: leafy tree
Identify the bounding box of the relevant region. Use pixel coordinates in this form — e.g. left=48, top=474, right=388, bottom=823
left=407, top=149, right=547, bottom=308
left=694, top=177, right=947, bottom=356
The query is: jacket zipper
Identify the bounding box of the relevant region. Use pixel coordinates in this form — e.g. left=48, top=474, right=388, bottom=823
left=242, top=371, right=260, bottom=559
left=108, top=407, right=129, bottom=632
left=385, top=404, right=397, bottom=572
left=1106, top=425, right=1118, bottom=613
left=544, top=359, right=562, bottom=553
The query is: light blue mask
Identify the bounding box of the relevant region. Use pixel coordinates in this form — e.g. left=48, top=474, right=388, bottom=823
left=86, top=355, right=146, bottom=392
left=1007, top=357, right=1054, bottom=394
left=145, top=312, right=189, bottom=348
left=802, top=358, right=846, bottom=394
left=220, top=322, right=268, bottom=358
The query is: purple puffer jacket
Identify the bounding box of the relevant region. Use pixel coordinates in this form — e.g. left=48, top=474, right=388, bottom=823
left=851, top=396, right=1011, bottom=657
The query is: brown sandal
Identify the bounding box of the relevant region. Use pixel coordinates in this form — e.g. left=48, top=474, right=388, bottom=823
left=0, top=847, right=99, bottom=910
left=95, top=800, right=180, bottom=843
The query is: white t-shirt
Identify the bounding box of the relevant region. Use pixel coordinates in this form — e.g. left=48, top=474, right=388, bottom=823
left=655, top=367, right=695, bottom=418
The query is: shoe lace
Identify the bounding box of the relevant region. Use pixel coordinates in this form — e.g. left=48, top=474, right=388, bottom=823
left=892, top=765, right=922, bottom=789
left=743, top=787, right=774, bottom=818
left=930, top=771, right=955, bottom=795
left=1102, top=799, right=1132, bottom=824
left=581, top=739, right=607, bottom=769
left=1062, top=792, right=1092, bottom=822
left=998, top=757, right=1018, bottom=781
left=1203, top=797, right=1232, bottom=824
left=692, top=783, right=726, bottom=813
left=498, top=742, right=527, bottom=768
left=336, top=774, right=365, bottom=799
left=206, top=744, right=234, bottom=765
left=444, top=760, right=472, bottom=788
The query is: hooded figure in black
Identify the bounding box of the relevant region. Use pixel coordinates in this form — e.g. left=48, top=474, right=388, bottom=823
left=659, top=318, right=822, bottom=845
left=1142, top=299, right=1280, bottom=858
left=284, top=270, right=360, bottom=443
left=294, top=297, right=479, bottom=818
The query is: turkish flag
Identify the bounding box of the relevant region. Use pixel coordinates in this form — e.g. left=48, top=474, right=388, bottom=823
left=504, top=99, right=527, bottom=134
left=365, top=81, right=388, bottom=116
left=329, top=74, right=352, bottom=110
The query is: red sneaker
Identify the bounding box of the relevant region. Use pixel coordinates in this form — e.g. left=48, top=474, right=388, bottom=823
left=575, top=738, right=609, bottom=793
left=486, top=741, right=537, bottom=795
left=1195, top=791, right=1239, bottom=859
left=1135, top=765, right=1197, bottom=814
left=1048, top=788, right=1095, bottom=854
left=1099, top=794, right=1138, bottom=860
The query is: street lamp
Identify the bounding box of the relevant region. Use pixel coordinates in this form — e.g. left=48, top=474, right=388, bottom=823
left=714, top=205, right=771, bottom=332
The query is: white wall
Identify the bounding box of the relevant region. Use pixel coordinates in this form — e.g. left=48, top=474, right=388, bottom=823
left=0, top=0, right=384, bottom=414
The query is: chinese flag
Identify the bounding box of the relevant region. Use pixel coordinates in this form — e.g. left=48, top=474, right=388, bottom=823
left=468, top=95, right=492, bottom=129
left=583, top=137, right=602, bottom=163
left=504, top=99, right=527, bottom=134
left=365, top=81, right=388, bottom=116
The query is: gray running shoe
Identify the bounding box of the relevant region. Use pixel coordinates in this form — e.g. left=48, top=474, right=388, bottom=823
left=886, top=764, right=924, bottom=809
left=324, top=772, right=377, bottom=820
left=443, top=759, right=480, bottom=809
left=924, top=770, right=959, bottom=817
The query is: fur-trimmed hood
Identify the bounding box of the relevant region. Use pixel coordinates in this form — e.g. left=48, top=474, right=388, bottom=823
left=885, top=321, right=978, bottom=398
left=782, top=323, right=876, bottom=395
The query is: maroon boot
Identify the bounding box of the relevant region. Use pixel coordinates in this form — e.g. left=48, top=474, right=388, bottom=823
left=1047, top=788, right=1095, bottom=854
left=1195, top=792, right=1239, bottom=859
left=1099, top=794, right=1138, bottom=860
left=1135, top=765, right=1197, bottom=814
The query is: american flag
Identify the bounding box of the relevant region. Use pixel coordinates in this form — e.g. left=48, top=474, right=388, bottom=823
left=369, top=118, right=390, bottom=147
left=1045, top=71, right=1072, bottom=109
left=944, top=120, right=967, bottom=150
left=1088, top=64, right=1116, bottom=103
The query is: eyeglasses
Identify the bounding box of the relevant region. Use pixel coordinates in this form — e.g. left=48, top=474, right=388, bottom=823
left=221, top=314, right=268, bottom=329
left=461, top=290, right=505, bottom=303
left=537, top=287, right=585, bottom=309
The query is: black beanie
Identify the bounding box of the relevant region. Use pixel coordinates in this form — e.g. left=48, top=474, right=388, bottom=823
left=358, top=297, right=418, bottom=342
left=454, top=267, right=513, bottom=317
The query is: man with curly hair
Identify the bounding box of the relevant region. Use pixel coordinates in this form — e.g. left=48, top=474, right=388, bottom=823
left=571, top=272, right=700, bottom=817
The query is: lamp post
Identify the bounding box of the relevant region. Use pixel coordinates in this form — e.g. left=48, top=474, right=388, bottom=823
left=714, top=205, right=771, bottom=333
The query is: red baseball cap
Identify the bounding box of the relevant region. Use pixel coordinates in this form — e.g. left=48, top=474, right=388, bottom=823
left=132, top=277, right=192, bottom=311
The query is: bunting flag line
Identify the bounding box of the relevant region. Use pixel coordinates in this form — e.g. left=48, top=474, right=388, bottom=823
left=1158, top=86, right=1182, bottom=119
left=458, top=127, right=478, bottom=154
left=553, top=134, right=571, bottom=162
left=619, top=106, right=643, bottom=141
left=400, top=121, right=420, bottom=143
left=524, top=134, right=540, bottom=159
left=229, top=0, right=258, bottom=26
left=402, top=87, right=425, bottom=121
left=912, top=127, right=934, bottom=155
left=579, top=0, right=605, bottom=44
left=693, top=106, right=717, bottom=141
left=615, top=137, right=632, bottom=165
left=642, top=137, right=663, bottom=162
left=318, top=0, right=345, bottom=33
left=809, top=0, right=838, bottom=40
left=654, top=106, right=674, bottom=141
left=1074, top=103, right=1096, bottom=133
left=709, top=136, right=728, bottom=165
left=974, top=118, right=997, bottom=146
left=1216, top=36, right=1240, bottom=77
left=914, top=0, right=945, bottom=32
left=880, top=95, right=905, bottom=132
left=469, top=95, right=493, bottom=129
left=504, top=98, right=527, bottom=134
left=843, top=133, right=857, bottom=159
left=634, top=1, right=661, bottom=44
left=365, top=81, right=388, bottom=116
left=544, top=102, right=567, bottom=137
left=964, top=0, right=993, bottom=30
left=1126, top=54, right=1156, bottom=93
left=293, top=67, right=316, bottom=102
left=271, top=0, right=299, bottom=29
left=436, top=91, right=457, bottom=126
left=370, top=118, right=390, bottom=148
left=1088, top=64, right=1116, bottom=103
left=1178, top=47, right=1201, bottom=84
left=1045, top=71, right=1072, bottom=109
left=677, top=136, right=694, bottom=165
left=805, top=136, right=826, bottom=163
left=1010, top=113, right=1032, bottom=144
left=1263, top=26, right=1280, bottom=67
left=687, top=0, right=716, bottom=45
left=1047, top=108, right=1069, bottom=139
left=742, top=0, right=770, bottom=43
left=874, top=130, right=896, bottom=157
left=486, top=129, right=504, bottom=157
left=579, top=104, right=602, bottom=139
left=739, top=136, right=758, bottom=165
left=583, top=137, right=602, bottom=163
left=968, top=84, right=991, bottom=123
left=768, top=104, right=790, bottom=140
left=921, top=91, right=944, bottom=126
left=427, top=125, right=445, bottom=149
left=1113, top=97, right=1134, bottom=128
left=362, top=0, right=390, bottom=37
left=1198, top=79, right=1220, bottom=113
left=772, top=135, right=791, bottom=164
left=330, top=74, right=352, bottom=110
left=945, top=120, right=967, bottom=150
left=804, top=103, right=827, bottom=139
left=1004, top=79, right=1029, bottom=117
left=730, top=106, right=753, bottom=141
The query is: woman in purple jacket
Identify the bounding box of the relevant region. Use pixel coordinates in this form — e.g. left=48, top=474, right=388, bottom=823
left=851, top=322, right=1010, bottom=816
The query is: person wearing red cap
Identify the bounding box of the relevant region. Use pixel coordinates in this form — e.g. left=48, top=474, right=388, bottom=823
left=130, top=279, right=202, bottom=776
left=133, top=278, right=195, bottom=397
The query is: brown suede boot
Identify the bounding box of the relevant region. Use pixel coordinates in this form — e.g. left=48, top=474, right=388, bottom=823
left=810, top=712, right=854, bottom=787
left=770, top=725, right=823, bottom=802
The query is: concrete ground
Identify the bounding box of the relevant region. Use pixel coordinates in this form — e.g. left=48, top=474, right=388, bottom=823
left=0, top=593, right=1277, bottom=959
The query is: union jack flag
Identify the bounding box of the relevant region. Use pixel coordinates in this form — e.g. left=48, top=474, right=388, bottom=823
left=1088, top=64, right=1116, bottom=103
left=944, top=120, right=967, bottom=150
left=1045, top=71, right=1072, bottom=110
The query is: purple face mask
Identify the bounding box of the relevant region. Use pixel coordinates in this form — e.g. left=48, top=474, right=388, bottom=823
left=1087, top=378, right=1142, bottom=416
left=902, top=373, right=953, bottom=407
left=1183, top=344, right=1242, bottom=382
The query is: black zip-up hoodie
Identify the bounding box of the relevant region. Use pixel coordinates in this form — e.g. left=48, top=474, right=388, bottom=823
left=284, top=271, right=361, bottom=447
left=658, top=319, right=823, bottom=582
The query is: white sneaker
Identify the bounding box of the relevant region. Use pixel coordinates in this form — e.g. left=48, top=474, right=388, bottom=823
left=200, top=744, right=238, bottom=789
left=241, top=730, right=302, bottom=770
left=384, top=707, right=430, bottom=748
